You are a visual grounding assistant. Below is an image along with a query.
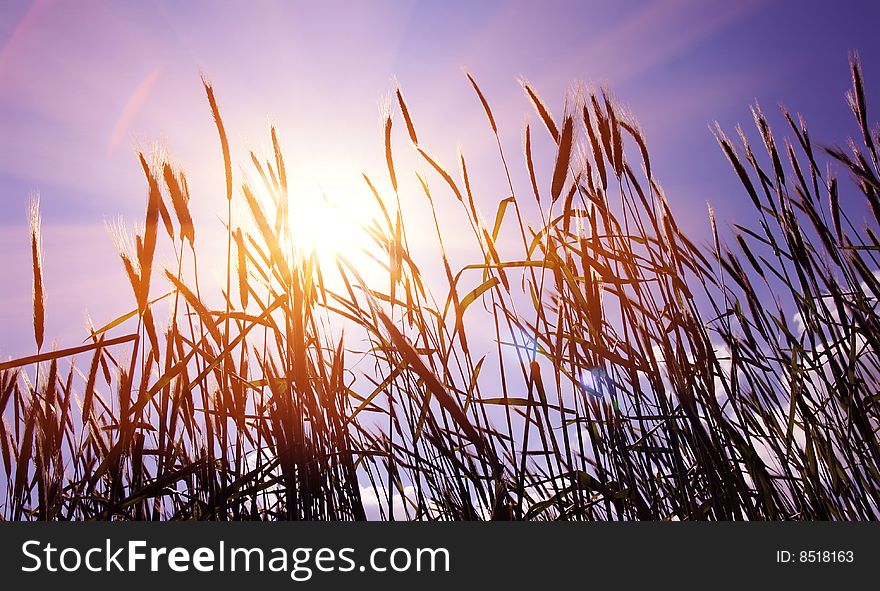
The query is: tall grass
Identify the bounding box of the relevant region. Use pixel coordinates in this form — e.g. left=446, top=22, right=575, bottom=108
left=1, top=56, right=879, bottom=520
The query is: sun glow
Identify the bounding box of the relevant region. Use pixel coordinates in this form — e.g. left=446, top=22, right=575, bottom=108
left=287, top=189, right=357, bottom=258
left=248, top=170, right=380, bottom=271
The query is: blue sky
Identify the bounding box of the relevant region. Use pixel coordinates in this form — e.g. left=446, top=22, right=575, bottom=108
left=1, top=0, right=879, bottom=359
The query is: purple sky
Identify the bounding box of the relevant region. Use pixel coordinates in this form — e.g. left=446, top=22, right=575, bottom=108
left=1, top=0, right=879, bottom=360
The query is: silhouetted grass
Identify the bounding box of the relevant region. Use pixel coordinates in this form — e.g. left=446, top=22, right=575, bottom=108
left=1, top=56, right=878, bottom=520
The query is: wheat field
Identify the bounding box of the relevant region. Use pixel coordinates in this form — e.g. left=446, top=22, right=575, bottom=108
left=1, top=55, right=879, bottom=521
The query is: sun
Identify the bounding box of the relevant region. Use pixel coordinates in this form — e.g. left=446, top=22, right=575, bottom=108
left=256, top=170, right=379, bottom=269
left=287, top=189, right=352, bottom=257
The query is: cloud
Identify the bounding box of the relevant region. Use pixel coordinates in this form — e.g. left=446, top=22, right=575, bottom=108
left=107, top=66, right=163, bottom=154
left=577, top=0, right=765, bottom=87
left=359, top=484, right=419, bottom=520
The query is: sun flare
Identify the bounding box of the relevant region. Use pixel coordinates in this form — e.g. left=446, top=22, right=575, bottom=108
left=248, top=170, right=377, bottom=267
left=286, top=188, right=358, bottom=257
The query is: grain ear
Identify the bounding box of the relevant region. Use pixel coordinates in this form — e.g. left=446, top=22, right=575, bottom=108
left=28, top=194, right=45, bottom=352
left=395, top=83, right=419, bottom=146
left=202, top=74, right=233, bottom=202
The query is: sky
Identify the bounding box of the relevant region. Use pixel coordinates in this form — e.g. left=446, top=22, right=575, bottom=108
left=1, top=0, right=879, bottom=360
